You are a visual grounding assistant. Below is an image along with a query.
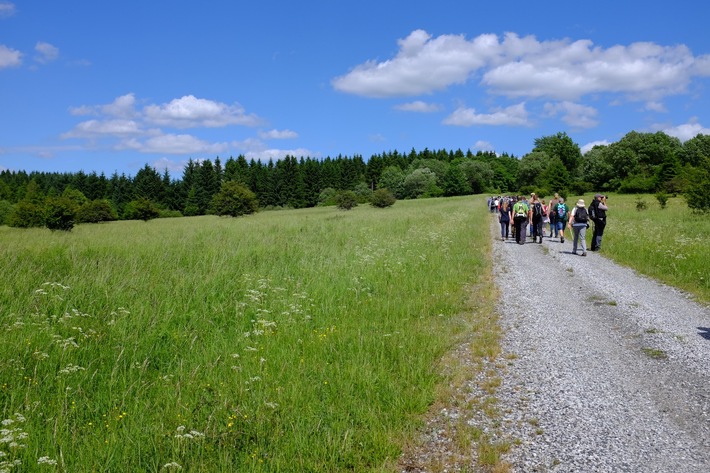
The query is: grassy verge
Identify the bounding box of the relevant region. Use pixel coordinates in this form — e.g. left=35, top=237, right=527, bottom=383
left=0, top=196, right=495, bottom=472
left=565, top=193, right=709, bottom=304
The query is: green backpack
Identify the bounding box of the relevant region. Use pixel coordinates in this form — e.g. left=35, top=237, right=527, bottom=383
left=556, top=203, right=567, bottom=220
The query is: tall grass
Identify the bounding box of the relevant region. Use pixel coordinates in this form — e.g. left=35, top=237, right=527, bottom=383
left=569, top=193, right=710, bottom=303
left=0, top=196, right=492, bottom=472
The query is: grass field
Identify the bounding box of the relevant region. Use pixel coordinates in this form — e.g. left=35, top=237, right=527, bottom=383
left=568, top=193, right=710, bottom=304
left=0, top=196, right=496, bottom=472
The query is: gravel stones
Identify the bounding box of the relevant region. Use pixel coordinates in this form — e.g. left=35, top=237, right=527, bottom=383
left=493, top=231, right=710, bottom=472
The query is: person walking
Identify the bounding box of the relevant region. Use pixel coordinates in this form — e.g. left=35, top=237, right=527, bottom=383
left=548, top=193, right=560, bottom=239
left=568, top=199, right=589, bottom=256
left=588, top=194, right=609, bottom=251
left=555, top=197, right=569, bottom=243
left=530, top=194, right=544, bottom=243
left=512, top=196, right=529, bottom=245
left=499, top=200, right=511, bottom=240
left=541, top=199, right=549, bottom=237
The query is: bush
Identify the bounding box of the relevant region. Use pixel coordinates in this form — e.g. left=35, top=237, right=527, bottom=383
left=210, top=181, right=259, bottom=217
left=158, top=209, right=183, bottom=218
left=318, top=187, right=338, bottom=206
left=335, top=190, right=358, bottom=210
left=370, top=188, right=396, bottom=208
left=655, top=192, right=669, bottom=210
left=683, top=165, right=710, bottom=213
left=635, top=198, right=648, bottom=211
left=77, top=199, right=118, bottom=223
left=8, top=200, right=45, bottom=228
left=45, top=196, right=79, bottom=231
left=123, top=198, right=160, bottom=221
left=0, top=200, right=13, bottom=226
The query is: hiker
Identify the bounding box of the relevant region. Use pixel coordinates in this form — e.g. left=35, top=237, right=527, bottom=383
left=530, top=194, right=544, bottom=244
left=555, top=197, right=569, bottom=243
left=512, top=195, right=530, bottom=245
left=588, top=194, right=608, bottom=251
left=568, top=199, right=589, bottom=256
left=499, top=200, right=511, bottom=240
left=548, top=193, right=560, bottom=239
left=541, top=199, right=549, bottom=237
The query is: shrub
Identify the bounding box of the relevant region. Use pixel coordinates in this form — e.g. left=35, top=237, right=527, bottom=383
left=44, top=196, right=79, bottom=231
left=635, top=198, right=648, bottom=211
left=370, top=188, right=396, bottom=208
left=0, top=200, right=12, bottom=225
left=158, top=209, right=183, bottom=218
left=353, top=182, right=373, bottom=203
left=318, top=187, right=338, bottom=206
left=335, top=190, right=358, bottom=210
left=210, top=181, right=259, bottom=217
left=123, top=198, right=160, bottom=221
left=683, top=164, right=710, bottom=213
left=655, top=192, right=669, bottom=210
left=8, top=200, right=45, bottom=228
left=77, top=199, right=118, bottom=223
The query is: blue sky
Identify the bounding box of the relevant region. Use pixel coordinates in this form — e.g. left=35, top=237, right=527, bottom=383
left=2, top=0, right=710, bottom=177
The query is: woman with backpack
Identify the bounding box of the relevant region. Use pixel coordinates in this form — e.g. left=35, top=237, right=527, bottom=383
left=567, top=199, right=589, bottom=256
left=499, top=200, right=511, bottom=241
left=555, top=197, right=569, bottom=243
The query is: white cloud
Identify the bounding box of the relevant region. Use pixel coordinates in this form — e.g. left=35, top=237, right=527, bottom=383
left=61, top=119, right=146, bottom=138
left=443, top=103, right=530, bottom=127
left=581, top=140, right=610, bottom=154
left=63, top=93, right=269, bottom=156
left=394, top=100, right=442, bottom=112
left=661, top=119, right=710, bottom=142
left=121, top=134, right=228, bottom=155
left=0, top=2, right=15, bottom=18
left=143, top=95, right=262, bottom=128
left=34, top=42, right=59, bottom=64
left=244, top=147, right=314, bottom=162
left=332, top=29, right=496, bottom=97
left=474, top=140, right=495, bottom=151
left=644, top=101, right=667, bottom=113
left=333, top=30, right=709, bottom=103
left=70, top=93, right=137, bottom=118
left=151, top=157, right=185, bottom=174
left=543, top=101, right=598, bottom=128
left=258, top=129, right=298, bottom=139
left=0, top=44, right=21, bottom=68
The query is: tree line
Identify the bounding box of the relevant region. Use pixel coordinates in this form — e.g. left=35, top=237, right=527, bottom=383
left=1, top=130, right=709, bottom=228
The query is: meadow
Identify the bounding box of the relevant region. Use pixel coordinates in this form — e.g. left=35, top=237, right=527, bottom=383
left=572, top=193, right=710, bottom=304
left=0, top=196, right=496, bottom=472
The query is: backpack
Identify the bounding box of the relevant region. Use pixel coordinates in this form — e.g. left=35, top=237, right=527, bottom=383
left=514, top=202, right=527, bottom=218
left=588, top=202, right=597, bottom=220
left=574, top=207, right=589, bottom=223
left=532, top=202, right=542, bottom=218
left=556, top=203, right=567, bottom=220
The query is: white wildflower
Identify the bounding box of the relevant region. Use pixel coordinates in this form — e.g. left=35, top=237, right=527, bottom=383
left=58, top=364, right=85, bottom=375
left=161, top=462, right=183, bottom=470
left=37, top=456, right=58, bottom=465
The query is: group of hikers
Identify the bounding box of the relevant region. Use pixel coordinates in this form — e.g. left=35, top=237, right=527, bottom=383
left=488, top=193, right=609, bottom=256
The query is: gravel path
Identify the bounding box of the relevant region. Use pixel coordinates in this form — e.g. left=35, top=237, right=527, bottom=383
left=493, top=224, right=710, bottom=472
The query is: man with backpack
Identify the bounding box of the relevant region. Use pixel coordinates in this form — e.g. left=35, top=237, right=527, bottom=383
left=530, top=194, right=544, bottom=244
left=568, top=199, right=589, bottom=256
left=512, top=195, right=530, bottom=245
left=588, top=194, right=609, bottom=251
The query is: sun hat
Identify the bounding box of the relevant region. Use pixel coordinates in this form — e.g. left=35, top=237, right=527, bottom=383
left=577, top=199, right=585, bottom=207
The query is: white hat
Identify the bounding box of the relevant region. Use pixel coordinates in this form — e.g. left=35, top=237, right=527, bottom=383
left=577, top=199, right=585, bottom=207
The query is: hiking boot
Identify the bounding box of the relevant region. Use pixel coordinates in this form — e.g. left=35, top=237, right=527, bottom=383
left=560, top=236, right=565, bottom=243
left=581, top=252, right=587, bottom=256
